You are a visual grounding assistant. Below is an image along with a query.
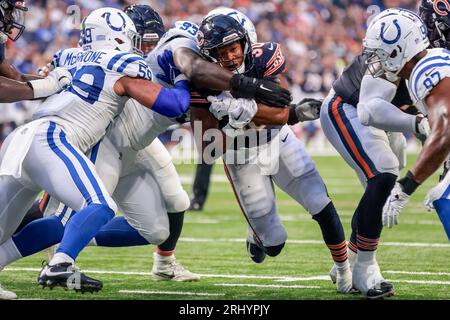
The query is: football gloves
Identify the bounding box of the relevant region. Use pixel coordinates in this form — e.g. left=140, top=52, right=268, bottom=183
left=229, top=74, right=292, bottom=108
left=29, top=67, right=72, bottom=99
left=382, top=171, right=420, bottom=228
left=287, top=98, right=322, bottom=125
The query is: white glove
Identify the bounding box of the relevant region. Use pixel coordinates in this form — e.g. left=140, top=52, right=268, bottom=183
left=287, top=98, right=322, bottom=125
left=382, top=182, right=410, bottom=228
left=387, top=132, right=407, bottom=170
left=227, top=98, right=258, bottom=129
left=207, top=92, right=234, bottom=120
left=29, top=67, right=72, bottom=99
left=414, top=114, right=430, bottom=144
left=424, top=183, right=446, bottom=212
left=37, top=63, right=54, bottom=77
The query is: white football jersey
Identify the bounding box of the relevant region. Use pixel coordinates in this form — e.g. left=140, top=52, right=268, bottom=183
left=408, top=48, right=450, bottom=115
left=111, top=22, right=200, bottom=151
left=33, top=48, right=152, bottom=152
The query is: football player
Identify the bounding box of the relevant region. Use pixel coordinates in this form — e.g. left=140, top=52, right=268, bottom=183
left=366, top=9, right=450, bottom=241
left=0, top=6, right=194, bottom=294
left=0, top=0, right=70, bottom=103
left=191, top=14, right=353, bottom=294
left=0, top=0, right=72, bottom=300
left=1, top=8, right=293, bottom=296
left=188, top=8, right=258, bottom=212
left=319, top=6, right=435, bottom=299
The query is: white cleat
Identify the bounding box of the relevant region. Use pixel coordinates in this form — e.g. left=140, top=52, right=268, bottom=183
left=151, top=253, right=200, bottom=282
left=329, top=249, right=357, bottom=285
left=352, top=260, right=394, bottom=300
left=336, top=267, right=357, bottom=294
left=0, top=284, right=17, bottom=300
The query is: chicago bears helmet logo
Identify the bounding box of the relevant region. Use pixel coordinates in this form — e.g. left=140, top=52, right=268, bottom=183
left=434, top=0, right=450, bottom=16
left=380, top=19, right=401, bottom=44
left=102, top=12, right=127, bottom=32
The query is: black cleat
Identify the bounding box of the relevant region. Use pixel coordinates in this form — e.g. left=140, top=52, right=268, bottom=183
left=366, top=282, right=395, bottom=300
left=246, top=241, right=266, bottom=263
left=38, top=262, right=103, bottom=293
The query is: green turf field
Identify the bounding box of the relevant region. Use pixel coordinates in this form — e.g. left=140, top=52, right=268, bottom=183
left=1, top=155, right=449, bottom=300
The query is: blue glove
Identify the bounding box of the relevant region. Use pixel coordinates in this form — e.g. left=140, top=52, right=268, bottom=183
left=156, top=50, right=182, bottom=85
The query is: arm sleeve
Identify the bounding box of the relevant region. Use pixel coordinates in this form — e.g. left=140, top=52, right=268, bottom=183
left=357, top=75, right=416, bottom=133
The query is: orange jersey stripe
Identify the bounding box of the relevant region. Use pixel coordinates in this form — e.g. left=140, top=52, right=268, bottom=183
left=331, top=97, right=374, bottom=179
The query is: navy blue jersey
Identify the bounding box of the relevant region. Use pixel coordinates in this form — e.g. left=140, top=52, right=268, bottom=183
left=189, top=41, right=287, bottom=111
left=0, top=43, right=5, bottom=64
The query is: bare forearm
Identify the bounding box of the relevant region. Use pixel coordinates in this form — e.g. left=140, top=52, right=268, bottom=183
left=253, top=104, right=289, bottom=125
left=174, top=48, right=232, bottom=90
left=411, top=122, right=450, bottom=183
left=0, top=77, right=34, bottom=102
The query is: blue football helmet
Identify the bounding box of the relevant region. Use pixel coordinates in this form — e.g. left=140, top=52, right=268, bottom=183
left=0, top=0, right=28, bottom=41
left=198, top=14, right=253, bottom=73
left=124, top=4, right=165, bottom=54
left=419, top=0, right=450, bottom=49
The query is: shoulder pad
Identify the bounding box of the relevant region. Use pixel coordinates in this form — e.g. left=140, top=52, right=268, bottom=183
left=106, top=52, right=152, bottom=80
left=409, top=48, right=450, bottom=103
left=252, top=42, right=286, bottom=77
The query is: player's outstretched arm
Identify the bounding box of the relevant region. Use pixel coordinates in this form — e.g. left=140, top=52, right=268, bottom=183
left=0, top=66, right=72, bottom=103
left=173, top=47, right=292, bottom=107
left=410, top=77, right=450, bottom=184
left=0, top=76, right=34, bottom=102
left=115, top=77, right=190, bottom=118
left=0, top=62, right=41, bottom=81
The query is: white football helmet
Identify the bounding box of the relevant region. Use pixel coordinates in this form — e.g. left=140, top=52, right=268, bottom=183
left=206, top=7, right=258, bottom=44
left=80, top=7, right=141, bottom=54
left=363, top=8, right=429, bottom=80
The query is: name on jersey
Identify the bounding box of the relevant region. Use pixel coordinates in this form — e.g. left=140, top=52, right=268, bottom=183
left=64, top=51, right=107, bottom=67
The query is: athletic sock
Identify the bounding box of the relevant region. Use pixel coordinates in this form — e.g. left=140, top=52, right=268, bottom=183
left=312, top=202, right=348, bottom=263
left=56, top=204, right=114, bottom=260
left=94, top=216, right=149, bottom=247
left=157, top=211, right=185, bottom=253
left=12, top=215, right=65, bottom=258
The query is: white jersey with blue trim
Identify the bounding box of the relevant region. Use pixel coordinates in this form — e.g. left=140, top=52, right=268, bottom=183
left=409, top=48, right=450, bottom=115
left=146, top=21, right=200, bottom=87
left=33, top=48, right=152, bottom=152
left=109, top=22, right=201, bottom=151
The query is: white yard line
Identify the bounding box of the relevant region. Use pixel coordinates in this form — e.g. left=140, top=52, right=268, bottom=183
left=214, top=283, right=321, bottom=289
left=119, top=290, right=225, bottom=296
left=179, top=237, right=450, bottom=248
left=5, top=268, right=450, bottom=286
left=385, top=270, right=450, bottom=277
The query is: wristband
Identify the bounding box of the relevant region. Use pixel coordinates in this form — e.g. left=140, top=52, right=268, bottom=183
left=398, top=170, right=420, bottom=195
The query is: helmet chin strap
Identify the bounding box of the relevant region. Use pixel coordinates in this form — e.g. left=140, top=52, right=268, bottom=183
left=233, top=61, right=246, bottom=74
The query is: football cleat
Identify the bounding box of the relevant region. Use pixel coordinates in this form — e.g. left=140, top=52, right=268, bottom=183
left=352, top=260, right=394, bottom=300
left=38, top=262, right=103, bottom=293
left=246, top=240, right=266, bottom=263
left=334, top=262, right=358, bottom=294
left=188, top=200, right=204, bottom=211
left=151, top=253, right=200, bottom=282
left=329, top=249, right=357, bottom=284
left=0, top=283, right=17, bottom=300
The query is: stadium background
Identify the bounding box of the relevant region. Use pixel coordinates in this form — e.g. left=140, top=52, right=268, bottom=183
left=0, top=0, right=421, bottom=155
left=2, top=0, right=450, bottom=301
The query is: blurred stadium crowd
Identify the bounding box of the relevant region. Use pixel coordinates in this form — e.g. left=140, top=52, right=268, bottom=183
left=0, top=0, right=420, bottom=146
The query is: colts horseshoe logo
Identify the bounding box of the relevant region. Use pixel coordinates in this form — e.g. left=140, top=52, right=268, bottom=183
left=380, top=19, right=401, bottom=44
left=103, top=12, right=127, bottom=32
